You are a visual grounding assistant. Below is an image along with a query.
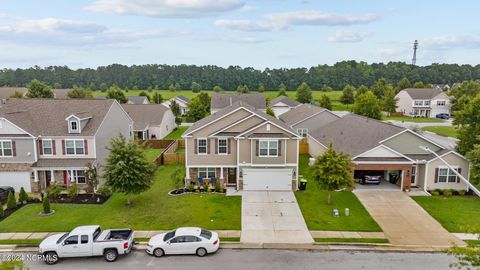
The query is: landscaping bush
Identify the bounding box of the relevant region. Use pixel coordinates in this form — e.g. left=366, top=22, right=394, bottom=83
left=97, top=185, right=113, bottom=197
left=18, top=187, right=29, bottom=204
left=46, top=183, right=61, bottom=200
left=458, top=190, right=466, bottom=196
left=6, top=192, right=16, bottom=210
left=443, top=189, right=453, bottom=198
left=0, top=203, right=4, bottom=218
left=214, top=183, right=221, bottom=193
left=434, top=188, right=443, bottom=195
left=42, top=198, right=51, bottom=214
left=67, top=183, right=79, bottom=199
left=202, top=183, right=209, bottom=192
left=431, top=191, right=440, bottom=196
left=187, top=183, right=195, bottom=192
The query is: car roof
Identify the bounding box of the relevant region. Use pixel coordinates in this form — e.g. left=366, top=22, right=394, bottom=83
left=0, top=186, right=12, bottom=189
left=71, top=225, right=100, bottom=235
left=174, top=227, right=202, bottom=236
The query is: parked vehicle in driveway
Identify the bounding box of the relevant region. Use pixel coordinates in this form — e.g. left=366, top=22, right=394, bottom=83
left=39, top=225, right=134, bottom=265
left=436, top=113, right=450, bottom=119
left=147, top=227, right=219, bottom=257
left=0, top=186, right=14, bottom=204
left=361, top=175, right=382, bottom=185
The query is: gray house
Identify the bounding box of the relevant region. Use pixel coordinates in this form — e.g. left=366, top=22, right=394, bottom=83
left=210, top=93, right=266, bottom=114
left=0, top=99, right=133, bottom=193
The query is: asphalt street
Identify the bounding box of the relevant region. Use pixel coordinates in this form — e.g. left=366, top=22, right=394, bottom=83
left=10, top=249, right=456, bottom=270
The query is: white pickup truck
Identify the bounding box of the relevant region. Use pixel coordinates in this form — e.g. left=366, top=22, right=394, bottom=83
left=39, top=225, right=134, bottom=265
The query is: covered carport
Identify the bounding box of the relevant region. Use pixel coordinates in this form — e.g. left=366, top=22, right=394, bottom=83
left=353, top=158, right=414, bottom=191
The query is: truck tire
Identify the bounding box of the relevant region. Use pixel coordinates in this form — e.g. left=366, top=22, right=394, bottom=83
left=153, top=248, right=164, bottom=257
left=196, top=248, right=207, bottom=257
left=44, top=251, right=59, bottom=265
left=104, top=249, right=118, bottom=262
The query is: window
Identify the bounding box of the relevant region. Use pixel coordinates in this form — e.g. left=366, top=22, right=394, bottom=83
left=80, top=235, right=89, bottom=244
left=414, top=100, right=423, bottom=106
left=73, top=170, right=86, bottom=184
left=297, top=128, right=308, bottom=137
left=200, top=229, right=212, bottom=240
left=64, top=235, right=78, bottom=245
left=424, top=100, right=431, bottom=106
left=0, top=140, right=12, bottom=157
left=163, top=230, right=176, bottom=241
left=42, top=139, right=53, bottom=155
left=65, top=139, right=84, bottom=155
left=218, top=139, right=228, bottom=154
left=438, top=167, right=458, bottom=183
left=184, top=236, right=201, bottom=242
left=259, top=140, right=278, bottom=157
left=170, top=236, right=185, bottom=243
left=199, top=168, right=215, bottom=178
left=70, top=121, right=78, bottom=131
left=437, top=100, right=446, bottom=106
left=197, top=139, right=207, bottom=154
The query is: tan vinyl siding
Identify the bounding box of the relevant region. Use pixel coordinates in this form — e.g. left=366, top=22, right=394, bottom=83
left=222, top=116, right=264, bottom=133
left=426, top=152, right=469, bottom=190
left=286, top=140, right=297, bottom=163
left=251, top=139, right=286, bottom=165
left=238, top=139, right=250, bottom=164
left=190, top=109, right=251, bottom=137
left=185, top=137, right=237, bottom=165
left=395, top=90, right=414, bottom=115
left=307, top=136, right=327, bottom=157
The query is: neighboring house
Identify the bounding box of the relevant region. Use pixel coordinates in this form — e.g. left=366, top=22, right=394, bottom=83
left=269, top=96, right=301, bottom=117
left=0, top=99, right=133, bottom=193
left=162, top=96, right=191, bottom=115
left=395, top=88, right=452, bottom=118
left=0, top=87, right=80, bottom=104
left=182, top=101, right=301, bottom=191
left=279, top=104, right=339, bottom=138
left=122, top=104, right=176, bottom=140
left=210, top=93, right=266, bottom=114
left=127, top=96, right=150, bottom=105
left=432, top=84, right=451, bottom=91
left=307, top=113, right=470, bottom=192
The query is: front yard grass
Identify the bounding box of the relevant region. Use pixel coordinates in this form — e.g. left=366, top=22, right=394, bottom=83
left=412, top=196, right=480, bottom=232
left=0, top=165, right=241, bottom=232
left=383, top=115, right=445, bottom=123
left=164, top=126, right=188, bottom=140
left=421, top=126, right=458, bottom=138
left=314, top=238, right=389, bottom=244
left=144, top=148, right=164, bottom=162
left=295, top=155, right=382, bottom=232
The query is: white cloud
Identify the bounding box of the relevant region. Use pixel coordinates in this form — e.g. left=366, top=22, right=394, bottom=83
left=423, top=35, right=480, bottom=50
left=238, top=5, right=258, bottom=13
left=328, top=30, right=372, bottom=43
left=86, top=0, right=245, bottom=18
left=214, top=19, right=284, bottom=32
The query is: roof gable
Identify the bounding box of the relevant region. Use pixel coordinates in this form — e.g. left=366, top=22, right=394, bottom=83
left=211, top=93, right=266, bottom=110
left=400, top=88, right=444, bottom=100
left=270, top=96, right=301, bottom=107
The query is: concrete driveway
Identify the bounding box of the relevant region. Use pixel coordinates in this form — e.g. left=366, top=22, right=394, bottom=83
left=354, top=190, right=465, bottom=248
left=241, top=191, right=313, bottom=244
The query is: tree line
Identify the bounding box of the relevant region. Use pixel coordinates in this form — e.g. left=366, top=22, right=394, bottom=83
left=2, top=61, right=480, bottom=90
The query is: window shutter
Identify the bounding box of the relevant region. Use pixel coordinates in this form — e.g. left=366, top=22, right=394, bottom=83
left=194, top=139, right=198, bottom=154
left=39, top=140, right=43, bottom=155
left=62, top=140, right=66, bottom=155
left=84, top=139, right=88, bottom=155
left=207, top=139, right=211, bottom=154
left=227, top=139, right=231, bottom=154
left=215, top=138, right=218, bottom=154
left=434, top=168, right=439, bottom=183
left=12, top=141, right=16, bottom=156
left=255, top=140, right=259, bottom=156
left=278, top=140, right=282, bottom=157
left=63, top=171, right=68, bottom=184
left=457, top=168, right=462, bottom=183
left=52, top=140, right=56, bottom=155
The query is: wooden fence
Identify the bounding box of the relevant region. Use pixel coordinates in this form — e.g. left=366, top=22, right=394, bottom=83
left=138, top=139, right=174, bottom=149
left=146, top=139, right=185, bottom=166
left=299, top=139, right=309, bottom=155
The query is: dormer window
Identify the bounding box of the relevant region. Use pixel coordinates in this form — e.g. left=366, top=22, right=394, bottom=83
left=71, top=121, right=78, bottom=131
left=66, top=115, right=82, bottom=134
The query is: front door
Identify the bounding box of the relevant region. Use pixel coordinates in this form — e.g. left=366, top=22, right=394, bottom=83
left=45, top=171, right=51, bottom=187
left=411, top=166, right=417, bottom=186
left=227, top=168, right=236, bottom=186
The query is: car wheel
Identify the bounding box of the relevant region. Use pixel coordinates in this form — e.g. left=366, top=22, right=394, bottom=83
left=153, top=248, right=164, bottom=257
left=104, top=249, right=118, bottom=262
left=44, top=252, right=59, bottom=265
left=196, top=248, right=207, bottom=257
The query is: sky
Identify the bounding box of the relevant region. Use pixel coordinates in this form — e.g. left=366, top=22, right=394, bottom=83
left=0, top=0, right=479, bottom=69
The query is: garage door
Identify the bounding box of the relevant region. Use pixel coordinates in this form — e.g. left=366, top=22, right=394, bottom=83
left=243, top=168, right=292, bottom=191
left=0, top=172, right=31, bottom=192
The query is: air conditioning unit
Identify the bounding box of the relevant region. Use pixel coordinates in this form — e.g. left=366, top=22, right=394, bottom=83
left=309, top=157, right=316, bottom=166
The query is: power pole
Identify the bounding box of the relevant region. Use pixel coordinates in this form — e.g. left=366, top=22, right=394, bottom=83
left=412, top=40, right=418, bottom=66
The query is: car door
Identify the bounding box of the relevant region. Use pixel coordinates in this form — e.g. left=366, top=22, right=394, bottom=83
left=76, top=235, right=92, bottom=257
left=183, top=236, right=202, bottom=254
left=167, top=236, right=186, bottom=254
left=60, top=235, right=81, bottom=257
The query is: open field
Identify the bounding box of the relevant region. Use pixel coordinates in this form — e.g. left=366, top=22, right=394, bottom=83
left=421, top=126, right=458, bottom=138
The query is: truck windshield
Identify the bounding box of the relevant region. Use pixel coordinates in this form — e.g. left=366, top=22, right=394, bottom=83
left=163, top=230, right=176, bottom=241
left=93, top=227, right=101, bottom=241
left=56, top=233, right=69, bottom=244
left=200, top=230, right=212, bottom=240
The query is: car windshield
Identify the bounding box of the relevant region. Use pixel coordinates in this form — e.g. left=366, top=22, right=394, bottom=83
left=200, top=229, right=212, bottom=240
left=56, top=233, right=69, bottom=244
left=163, top=230, right=176, bottom=241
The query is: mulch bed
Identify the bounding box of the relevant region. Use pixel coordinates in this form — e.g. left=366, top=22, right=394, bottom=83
left=49, top=194, right=110, bottom=204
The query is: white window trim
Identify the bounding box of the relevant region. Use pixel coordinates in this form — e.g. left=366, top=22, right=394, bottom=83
left=198, top=168, right=216, bottom=178
left=424, top=100, right=431, bottom=106
left=217, top=138, right=228, bottom=155
left=42, top=139, right=53, bottom=156
left=73, top=170, right=87, bottom=184
left=65, top=139, right=85, bottom=156
left=414, top=100, right=423, bottom=106
left=197, top=138, right=208, bottom=155
left=259, top=139, right=279, bottom=157
left=438, top=165, right=459, bottom=183
left=68, top=119, right=81, bottom=134
left=297, top=128, right=308, bottom=137
left=437, top=100, right=446, bottom=106
left=0, top=140, right=13, bottom=157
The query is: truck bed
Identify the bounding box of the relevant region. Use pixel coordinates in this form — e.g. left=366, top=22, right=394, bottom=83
left=97, top=229, right=133, bottom=242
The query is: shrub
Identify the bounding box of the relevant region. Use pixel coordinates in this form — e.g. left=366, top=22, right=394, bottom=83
left=187, top=183, right=195, bottom=192
left=443, top=189, right=453, bottom=198
left=214, top=183, right=221, bottom=193
left=431, top=191, right=440, bottom=196
left=202, top=183, right=209, bottom=192
left=97, top=185, right=113, bottom=197
left=6, top=192, right=16, bottom=210
left=18, top=187, right=29, bottom=203
left=67, top=183, right=79, bottom=199
left=45, top=183, right=61, bottom=200
left=42, top=198, right=51, bottom=214
left=458, top=190, right=466, bottom=196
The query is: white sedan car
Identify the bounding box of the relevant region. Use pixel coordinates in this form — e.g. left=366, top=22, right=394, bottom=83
left=147, top=227, right=220, bottom=257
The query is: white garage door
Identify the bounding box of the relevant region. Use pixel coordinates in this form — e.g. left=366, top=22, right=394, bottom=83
left=0, top=172, right=31, bottom=192
left=243, top=168, right=292, bottom=191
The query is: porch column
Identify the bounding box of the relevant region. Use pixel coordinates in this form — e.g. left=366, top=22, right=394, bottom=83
left=220, top=167, right=224, bottom=179
left=50, top=169, right=55, bottom=182
left=70, top=170, right=74, bottom=186
left=400, top=170, right=404, bottom=191
left=33, top=170, right=39, bottom=182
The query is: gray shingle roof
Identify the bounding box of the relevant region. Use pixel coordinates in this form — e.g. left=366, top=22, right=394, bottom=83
left=127, top=96, right=149, bottom=104
left=279, top=104, right=330, bottom=126
left=211, top=93, right=266, bottom=111
left=401, top=88, right=444, bottom=99
left=270, top=96, right=301, bottom=107
left=0, top=99, right=115, bottom=136
left=176, top=96, right=191, bottom=103
left=121, top=104, right=170, bottom=131
left=34, top=158, right=96, bottom=168
left=0, top=87, right=72, bottom=100
left=309, top=113, right=405, bottom=157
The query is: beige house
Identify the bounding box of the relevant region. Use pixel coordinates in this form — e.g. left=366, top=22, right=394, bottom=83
left=269, top=96, right=301, bottom=117
left=279, top=104, right=339, bottom=137
left=0, top=99, right=133, bottom=193
left=306, top=113, right=470, bottom=192
left=210, top=93, right=266, bottom=114
left=395, top=88, right=452, bottom=118
left=122, top=104, right=176, bottom=140
left=183, top=101, right=301, bottom=191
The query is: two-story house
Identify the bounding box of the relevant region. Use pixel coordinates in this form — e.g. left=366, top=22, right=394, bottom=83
left=210, top=93, right=266, bottom=114
left=395, top=88, right=452, bottom=118
left=162, top=95, right=191, bottom=115
left=183, top=101, right=301, bottom=191
left=0, top=99, right=133, bottom=193
left=269, top=96, right=301, bottom=117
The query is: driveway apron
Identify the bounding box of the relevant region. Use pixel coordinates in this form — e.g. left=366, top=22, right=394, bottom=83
left=241, top=191, right=313, bottom=244
left=354, top=190, right=465, bottom=248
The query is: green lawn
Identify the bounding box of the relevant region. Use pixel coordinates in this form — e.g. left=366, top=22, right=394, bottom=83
left=295, top=155, right=382, bottom=232
left=144, top=148, right=164, bottom=162
left=0, top=165, right=241, bottom=232
left=164, top=126, right=188, bottom=140
left=412, top=196, right=480, bottom=232
left=383, top=115, right=445, bottom=123
left=421, top=126, right=458, bottom=138
left=314, top=238, right=389, bottom=244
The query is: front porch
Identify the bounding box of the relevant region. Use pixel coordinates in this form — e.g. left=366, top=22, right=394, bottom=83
left=185, top=167, right=237, bottom=189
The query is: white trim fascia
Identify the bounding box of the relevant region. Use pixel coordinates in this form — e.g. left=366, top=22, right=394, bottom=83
left=185, top=138, right=189, bottom=179
left=32, top=137, right=38, bottom=162
left=426, top=150, right=466, bottom=164
left=65, top=114, right=81, bottom=121
left=239, top=163, right=297, bottom=167
left=290, top=109, right=326, bottom=127
left=352, top=144, right=416, bottom=163
left=306, top=134, right=328, bottom=149
left=353, top=161, right=414, bottom=165
left=0, top=118, right=35, bottom=138
left=379, top=129, right=445, bottom=150
left=235, top=121, right=300, bottom=139
left=209, top=114, right=255, bottom=136
left=185, top=165, right=237, bottom=168
left=424, top=162, right=429, bottom=192
left=295, top=138, right=299, bottom=185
